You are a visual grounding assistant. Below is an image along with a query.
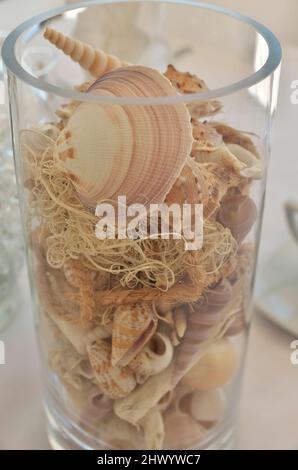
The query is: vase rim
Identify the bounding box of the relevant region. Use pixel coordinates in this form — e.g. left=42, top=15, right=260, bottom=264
left=1, top=0, right=282, bottom=105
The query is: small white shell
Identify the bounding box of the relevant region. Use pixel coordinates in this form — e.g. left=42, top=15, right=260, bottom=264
left=194, top=142, right=262, bottom=179
left=129, top=332, right=173, bottom=384
left=189, top=388, right=226, bottom=426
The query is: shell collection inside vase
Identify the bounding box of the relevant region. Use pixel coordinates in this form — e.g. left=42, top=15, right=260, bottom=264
left=22, top=28, right=261, bottom=450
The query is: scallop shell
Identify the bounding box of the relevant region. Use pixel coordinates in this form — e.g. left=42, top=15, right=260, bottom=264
left=112, top=302, right=157, bottom=367
left=189, top=388, right=226, bottom=428
left=55, top=66, right=193, bottom=208
left=182, top=339, right=237, bottom=391
left=129, top=332, right=173, bottom=384
left=87, top=339, right=136, bottom=399
left=218, top=195, right=257, bottom=242
left=44, top=28, right=127, bottom=78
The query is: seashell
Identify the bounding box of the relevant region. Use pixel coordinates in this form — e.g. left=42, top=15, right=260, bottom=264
left=192, top=120, right=223, bottom=153
left=165, top=64, right=222, bottom=118
left=189, top=388, right=226, bottom=428
left=140, top=407, right=165, bottom=450
left=194, top=142, right=262, bottom=180
left=218, top=195, right=257, bottom=243
left=87, top=339, right=136, bottom=399
left=157, top=390, right=174, bottom=412
left=163, top=406, right=206, bottom=449
left=63, top=383, right=113, bottom=424
left=55, top=66, right=193, bottom=208
left=49, top=310, right=111, bottom=355
left=129, top=332, right=173, bottom=384
left=225, top=308, right=246, bottom=336
left=44, top=28, right=127, bottom=78
left=227, top=143, right=262, bottom=179
left=174, top=307, right=187, bottom=339
left=99, top=414, right=145, bottom=450
left=114, top=365, right=173, bottom=425
left=182, top=339, right=237, bottom=391
left=111, top=302, right=157, bottom=367
left=174, top=280, right=232, bottom=381
left=211, top=122, right=260, bottom=157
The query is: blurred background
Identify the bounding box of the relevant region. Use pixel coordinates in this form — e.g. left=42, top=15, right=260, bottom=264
left=0, top=0, right=297, bottom=450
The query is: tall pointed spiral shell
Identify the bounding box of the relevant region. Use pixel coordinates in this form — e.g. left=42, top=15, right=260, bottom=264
left=87, top=339, right=136, bottom=399
left=44, top=28, right=126, bottom=78
left=55, top=66, right=193, bottom=207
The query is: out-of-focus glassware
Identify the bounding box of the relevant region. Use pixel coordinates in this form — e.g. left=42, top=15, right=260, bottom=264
left=0, top=32, right=23, bottom=330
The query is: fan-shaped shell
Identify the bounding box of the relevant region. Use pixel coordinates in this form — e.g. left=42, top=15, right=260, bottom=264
left=129, top=332, right=173, bottom=383
left=55, top=66, right=193, bottom=207
left=87, top=339, right=136, bottom=399
left=112, top=302, right=157, bottom=367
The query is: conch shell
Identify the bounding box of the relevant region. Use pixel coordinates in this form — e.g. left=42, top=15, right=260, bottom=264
left=129, top=332, right=173, bottom=383
left=111, top=302, right=157, bottom=367
left=55, top=65, right=193, bottom=208
left=193, top=129, right=262, bottom=179
left=218, top=195, right=257, bottom=243
left=44, top=28, right=127, bottom=78
left=165, top=64, right=222, bottom=118
left=87, top=339, right=136, bottom=399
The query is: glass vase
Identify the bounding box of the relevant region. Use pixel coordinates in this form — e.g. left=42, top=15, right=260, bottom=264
left=2, top=0, right=281, bottom=450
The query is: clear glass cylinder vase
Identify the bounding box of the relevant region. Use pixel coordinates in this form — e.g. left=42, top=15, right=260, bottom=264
left=2, top=0, right=281, bottom=450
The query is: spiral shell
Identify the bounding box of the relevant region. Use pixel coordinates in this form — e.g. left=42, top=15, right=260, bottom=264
left=112, top=302, right=157, bottom=367
left=44, top=28, right=126, bottom=78
left=174, top=280, right=232, bottom=381
left=165, top=64, right=222, bottom=118
left=55, top=66, right=193, bottom=208
left=64, top=383, right=113, bottom=424
left=129, top=332, right=173, bottom=384
left=87, top=339, right=136, bottom=399
left=218, top=195, right=257, bottom=242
